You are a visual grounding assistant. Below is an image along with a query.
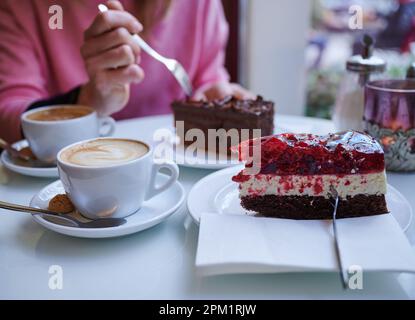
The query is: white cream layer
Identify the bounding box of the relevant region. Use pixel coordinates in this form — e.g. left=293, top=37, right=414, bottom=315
left=239, top=171, right=387, bottom=199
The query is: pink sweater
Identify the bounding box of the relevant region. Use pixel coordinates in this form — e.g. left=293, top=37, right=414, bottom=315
left=0, top=0, right=229, bottom=142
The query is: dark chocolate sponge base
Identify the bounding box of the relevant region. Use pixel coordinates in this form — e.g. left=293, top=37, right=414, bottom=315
left=240, top=194, right=388, bottom=220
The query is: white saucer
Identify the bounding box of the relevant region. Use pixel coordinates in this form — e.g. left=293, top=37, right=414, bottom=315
left=174, top=144, right=241, bottom=170
left=1, top=140, right=58, bottom=178
left=187, top=166, right=413, bottom=232
left=30, top=174, right=185, bottom=238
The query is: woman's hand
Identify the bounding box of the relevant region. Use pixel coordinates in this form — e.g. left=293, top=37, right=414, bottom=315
left=78, top=1, right=144, bottom=116
left=193, top=82, right=257, bottom=101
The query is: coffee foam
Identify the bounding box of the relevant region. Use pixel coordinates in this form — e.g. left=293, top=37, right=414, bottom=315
left=27, top=106, right=93, bottom=121
left=61, top=139, right=148, bottom=167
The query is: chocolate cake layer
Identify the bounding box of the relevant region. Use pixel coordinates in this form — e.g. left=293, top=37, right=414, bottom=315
left=172, top=96, right=274, bottom=154
left=240, top=194, right=388, bottom=220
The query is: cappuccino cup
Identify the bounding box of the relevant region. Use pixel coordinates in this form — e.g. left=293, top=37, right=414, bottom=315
left=57, top=138, right=179, bottom=219
left=21, top=105, right=115, bottom=163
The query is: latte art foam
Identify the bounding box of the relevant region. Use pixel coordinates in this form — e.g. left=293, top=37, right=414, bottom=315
left=61, top=139, right=148, bottom=166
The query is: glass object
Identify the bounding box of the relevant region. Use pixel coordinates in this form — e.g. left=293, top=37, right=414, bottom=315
left=364, top=79, right=415, bottom=172
left=333, top=35, right=386, bottom=131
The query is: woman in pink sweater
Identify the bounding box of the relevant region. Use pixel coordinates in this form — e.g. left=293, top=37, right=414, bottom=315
left=0, top=0, right=252, bottom=143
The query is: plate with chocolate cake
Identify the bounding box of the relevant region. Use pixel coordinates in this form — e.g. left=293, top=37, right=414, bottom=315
left=187, top=131, right=412, bottom=231
left=171, top=96, right=275, bottom=170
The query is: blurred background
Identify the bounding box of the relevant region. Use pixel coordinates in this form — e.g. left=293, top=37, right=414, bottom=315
left=222, top=0, right=415, bottom=117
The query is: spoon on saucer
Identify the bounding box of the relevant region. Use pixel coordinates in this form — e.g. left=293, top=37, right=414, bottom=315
left=0, top=138, right=32, bottom=161
left=0, top=200, right=127, bottom=228
left=0, top=139, right=57, bottom=169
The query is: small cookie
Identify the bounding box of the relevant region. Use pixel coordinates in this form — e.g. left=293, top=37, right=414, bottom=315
left=48, top=194, right=74, bottom=214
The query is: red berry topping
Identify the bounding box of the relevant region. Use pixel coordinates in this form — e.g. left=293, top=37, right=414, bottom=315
left=235, top=131, right=385, bottom=177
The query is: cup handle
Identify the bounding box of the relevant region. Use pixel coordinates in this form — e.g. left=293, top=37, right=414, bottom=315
left=98, top=117, right=116, bottom=137
left=145, top=160, right=179, bottom=201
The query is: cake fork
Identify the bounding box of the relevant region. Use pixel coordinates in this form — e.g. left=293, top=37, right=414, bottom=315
left=98, top=4, right=193, bottom=96
left=329, top=186, right=349, bottom=289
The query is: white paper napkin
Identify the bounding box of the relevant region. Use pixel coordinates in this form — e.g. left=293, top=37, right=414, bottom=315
left=196, top=213, right=415, bottom=276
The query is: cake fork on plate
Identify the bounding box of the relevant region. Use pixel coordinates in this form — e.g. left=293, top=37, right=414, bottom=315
left=98, top=4, right=193, bottom=97
left=329, top=185, right=349, bottom=289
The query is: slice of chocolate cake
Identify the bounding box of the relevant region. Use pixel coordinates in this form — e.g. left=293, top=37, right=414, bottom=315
left=232, top=131, right=389, bottom=220
left=172, top=96, right=274, bottom=154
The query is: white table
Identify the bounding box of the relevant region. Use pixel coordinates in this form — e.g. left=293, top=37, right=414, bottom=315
left=1, top=114, right=415, bottom=299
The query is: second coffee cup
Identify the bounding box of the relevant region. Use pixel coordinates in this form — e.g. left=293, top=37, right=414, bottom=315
left=21, top=105, right=115, bottom=163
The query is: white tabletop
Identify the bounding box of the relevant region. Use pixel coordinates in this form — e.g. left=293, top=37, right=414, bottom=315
left=1, top=114, right=415, bottom=299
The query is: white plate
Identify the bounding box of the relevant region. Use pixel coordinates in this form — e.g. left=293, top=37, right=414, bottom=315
left=187, top=166, right=413, bottom=232
left=30, top=173, right=185, bottom=238
left=1, top=140, right=58, bottom=178
left=171, top=124, right=297, bottom=170
left=173, top=144, right=241, bottom=170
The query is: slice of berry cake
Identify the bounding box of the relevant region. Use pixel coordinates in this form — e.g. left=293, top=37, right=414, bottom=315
left=232, top=131, right=388, bottom=219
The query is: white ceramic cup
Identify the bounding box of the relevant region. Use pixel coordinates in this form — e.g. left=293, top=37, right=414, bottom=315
left=21, top=105, right=115, bottom=163
left=57, top=138, right=180, bottom=220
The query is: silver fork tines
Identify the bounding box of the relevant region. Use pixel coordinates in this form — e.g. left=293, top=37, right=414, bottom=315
left=329, top=185, right=349, bottom=290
